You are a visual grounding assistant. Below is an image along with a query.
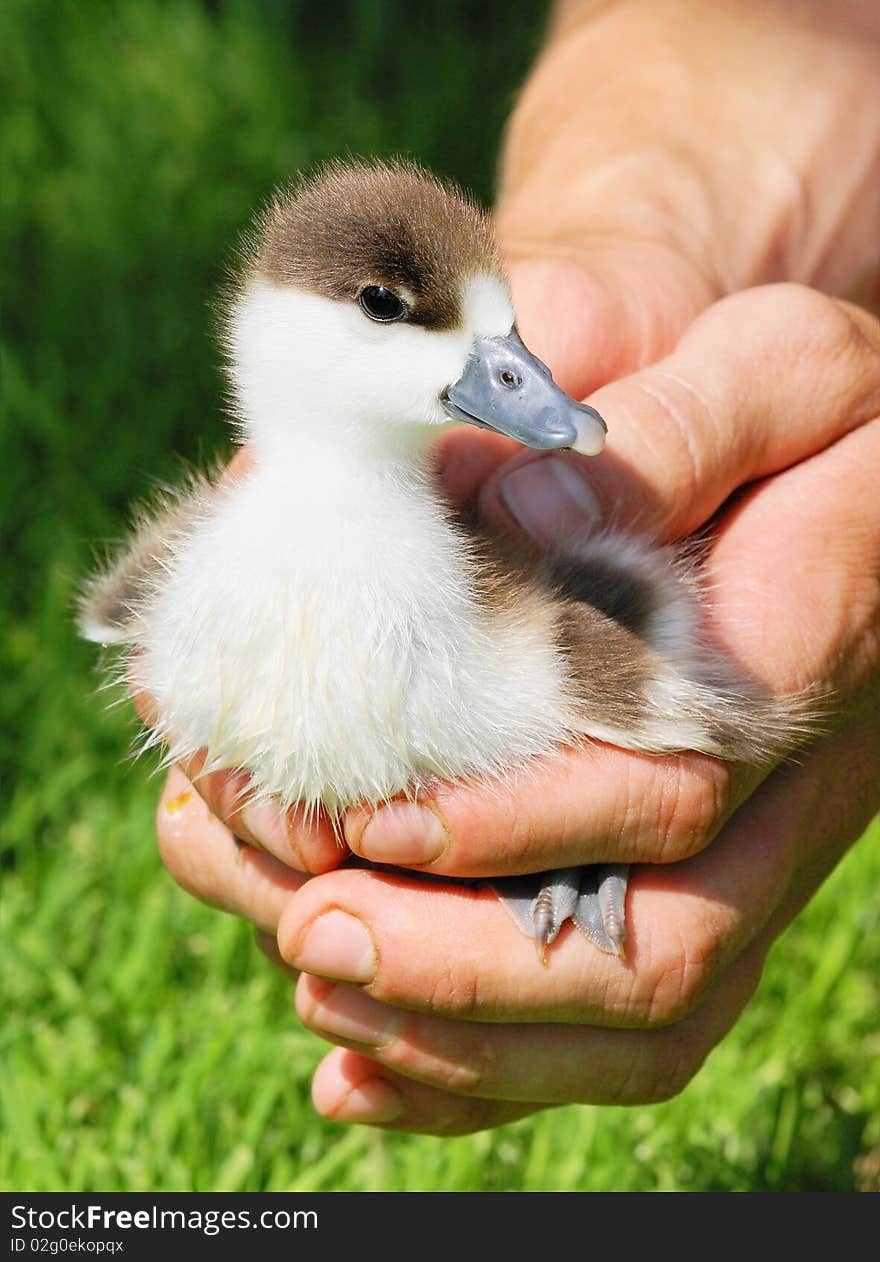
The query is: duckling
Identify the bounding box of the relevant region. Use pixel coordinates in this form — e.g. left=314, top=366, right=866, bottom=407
left=78, top=159, right=806, bottom=962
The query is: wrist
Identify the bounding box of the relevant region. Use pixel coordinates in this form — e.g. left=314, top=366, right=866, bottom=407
left=497, top=0, right=880, bottom=298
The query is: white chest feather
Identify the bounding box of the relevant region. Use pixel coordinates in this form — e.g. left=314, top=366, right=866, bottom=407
left=134, top=454, right=571, bottom=813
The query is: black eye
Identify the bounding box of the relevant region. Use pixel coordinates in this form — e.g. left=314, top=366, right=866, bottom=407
left=358, top=285, right=407, bottom=323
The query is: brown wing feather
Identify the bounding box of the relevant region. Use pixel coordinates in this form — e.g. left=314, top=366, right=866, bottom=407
left=77, top=468, right=220, bottom=644
left=452, top=505, right=818, bottom=764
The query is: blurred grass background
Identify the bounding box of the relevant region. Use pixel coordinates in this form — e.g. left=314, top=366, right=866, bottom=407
left=2, top=0, right=878, bottom=1192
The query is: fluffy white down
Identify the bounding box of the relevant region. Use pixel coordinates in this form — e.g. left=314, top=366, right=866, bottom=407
left=134, top=462, right=573, bottom=813
left=133, top=276, right=577, bottom=812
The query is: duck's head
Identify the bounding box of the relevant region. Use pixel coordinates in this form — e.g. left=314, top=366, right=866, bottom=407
left=226, top=160, right=606, bottom=462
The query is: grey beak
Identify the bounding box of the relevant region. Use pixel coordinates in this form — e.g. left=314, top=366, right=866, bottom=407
left=441, top=327, right=607, bottom=456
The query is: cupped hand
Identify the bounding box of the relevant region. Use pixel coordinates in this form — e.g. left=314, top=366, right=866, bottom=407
left=158, top=283, right=880, bottom=1133
left=497, top=0, right=880, bottom=400
left=153, top=0, right=880, bottom=1133
left=159, top=0, right=880, bottom=874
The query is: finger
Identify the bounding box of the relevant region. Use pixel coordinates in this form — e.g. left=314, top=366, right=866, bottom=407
left=255, top=927, right=299, bottom=979
left=298, top=721, right=880, bottom=1132
left=156, top=766, right=308, bottom=932
left=179, top=751, right=345, bottom=876
left=705, top=415, right=880, bottom=697
left=310, top=1047, right=537, bottom=1134
left=483, top=286, right=880, bottom=544
left=299, top=728, right=879, bottom=1127
left=297, top=929, right=766, bottom=1110
left=502, top=252, right=716, bottom=401
left=279, top=765, right=810, bottom=1029
left=764, top=720, right=880, bottom=935
left=345, top=743, right=752, bottom=875
left=285, top=700, right=877, bottom=1041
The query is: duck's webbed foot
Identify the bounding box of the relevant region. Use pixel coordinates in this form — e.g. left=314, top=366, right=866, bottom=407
left=491, top=863, right=629, bottom=963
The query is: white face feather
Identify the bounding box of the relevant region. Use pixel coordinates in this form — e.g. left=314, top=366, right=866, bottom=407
left=225, top=271, right=515, bottom=461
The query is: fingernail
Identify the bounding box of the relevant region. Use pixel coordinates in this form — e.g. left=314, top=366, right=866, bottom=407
left=240, top=798, right=300, bottom=863
left=359, top=801, right=448, bottom=864
left=294, top=910, right=377, bottom=983
left=305, top=983, right=402, bottom=1049
left=499, top=456, right=601, bottom=546
left=325, top=1078, right=404, bottom=1124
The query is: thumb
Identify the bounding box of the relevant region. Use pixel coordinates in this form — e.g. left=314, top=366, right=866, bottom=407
left=504, top=246, right=718, bottom=400
left=480, top=284, right=880, bottom=547
left=432, top=243, right=716, bottom=507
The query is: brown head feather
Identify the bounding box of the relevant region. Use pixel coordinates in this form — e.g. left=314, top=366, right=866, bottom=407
left=246, top=159, right=502, bottom=331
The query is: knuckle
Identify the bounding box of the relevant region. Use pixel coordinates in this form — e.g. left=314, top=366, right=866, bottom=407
left=637, top=916, right=726, bottom=1025
left=505, top=811, right=552, bottom=873
left=630, top=375, right=704, bottom=507
left=641, top=755, right=731, bottom=862
left=428, top=1050, right=488, bottom=1096
left=631, top=1044, right=703, bottom=1104
left=432, top=1094, right=503, bottom=1137
left=838, top=303, right=880, bottom=361
left=425, top=962, right=482, bottom=1021
left=713, top=284, right=879, bottom=387
left=155, top=800, right=198, bottom=892
left=443, top=1030, right=500, bottom=1095
left=799, top=287, right=862, bottom=349
left=599, top=1040, right=694, bottom=1105
left=155, top=813, right=183, bottom=880
left=200, top=767, right=253, bottom=834
left=775, top=284, right=876, bottom=366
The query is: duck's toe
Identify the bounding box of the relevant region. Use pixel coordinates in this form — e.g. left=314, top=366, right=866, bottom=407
left=572, top=863, right=629, bottom=956
left=493, top=863, right=629, bottom=961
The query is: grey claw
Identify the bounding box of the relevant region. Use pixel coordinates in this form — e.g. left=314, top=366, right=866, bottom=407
left=491, top=867, right=579, bottom=961
left=490, top=873, right=548, bottom=941
left=348, top=857, right=629, bottom=958
left=531, top=867, right=581, bottom=965
left=573, top=863, right=629, bottom=956
left=493, top=864, right=628, bottom=961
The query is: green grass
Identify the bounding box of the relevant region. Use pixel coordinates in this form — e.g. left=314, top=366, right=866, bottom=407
left=2, top=0, right=878, bottom=1192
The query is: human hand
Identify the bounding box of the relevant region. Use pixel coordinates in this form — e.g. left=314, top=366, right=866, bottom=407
left=153, top=0, right=880, bottom=1133
left=497, top=0, right=880, bottom=399
left=158, top=282, right=880, bottom=1133
left=153, top=0, right=880, bottom=878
